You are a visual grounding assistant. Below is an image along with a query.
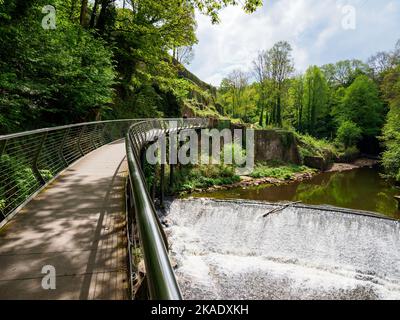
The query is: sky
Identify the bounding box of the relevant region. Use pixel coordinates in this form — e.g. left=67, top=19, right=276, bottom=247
left=187, top=0, right=400, bottom=86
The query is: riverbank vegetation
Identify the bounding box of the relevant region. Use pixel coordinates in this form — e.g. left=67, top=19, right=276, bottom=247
left=217, top=39, right=400, bottom=181
left=169, top=163, right=241, bottom=193
left=249, top=163, right=315, bottom=180
left=0, top=0, right=261, bottom=134
left=1, top=1, right=400, bottom=185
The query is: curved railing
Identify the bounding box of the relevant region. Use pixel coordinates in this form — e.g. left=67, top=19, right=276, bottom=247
left=0, top=119, right=139, bottom=224
left=125, top=119, right=209, bottom=300
left=0, top=118, right=209, bottom=300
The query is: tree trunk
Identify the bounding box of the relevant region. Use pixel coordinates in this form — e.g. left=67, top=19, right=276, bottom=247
left=97, top=0, right=112, bottom=32
left=277, top=94, right=282, bottom=127
left=80, top=0, right=88, bottom=26
left=89, top=0, right=100, bottom=28
left=259, top=103, right=264, bottom=127
left=298, top=103, right=303, bottom=132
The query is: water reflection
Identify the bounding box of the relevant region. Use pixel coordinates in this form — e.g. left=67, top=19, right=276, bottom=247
left=192, top=168, right=400, bottom=219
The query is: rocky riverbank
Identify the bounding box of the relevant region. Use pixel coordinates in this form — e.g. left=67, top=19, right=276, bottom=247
left=327, top=158, right=379, bottom=172
left=180, top=158, right=379, bottom=195
left=182, top=170, right=318, bottom=195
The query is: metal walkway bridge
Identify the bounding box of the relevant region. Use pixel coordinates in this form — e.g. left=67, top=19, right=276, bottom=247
left=0, top=119, right=209, bottom=300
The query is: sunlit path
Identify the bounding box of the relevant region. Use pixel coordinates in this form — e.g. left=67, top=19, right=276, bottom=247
left=0, top=140, right=129, bottom=300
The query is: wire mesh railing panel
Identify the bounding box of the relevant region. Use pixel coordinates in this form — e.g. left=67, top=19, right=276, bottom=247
left=62, top=127, right=84, bottom=164
left=125, top=118, right=210, bottom=300
left=0, top=120, right=137, bottom=221
left=0, top=118, right=210, bottom=299
left=80, top=124, right=97, bottom=155
left=0, top=133, right=44, bottom=219
left=37, top=130, right=67, bottom=180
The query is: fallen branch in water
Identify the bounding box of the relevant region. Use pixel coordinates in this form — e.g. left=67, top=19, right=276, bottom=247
left=263, top=201, right=302, bottom=218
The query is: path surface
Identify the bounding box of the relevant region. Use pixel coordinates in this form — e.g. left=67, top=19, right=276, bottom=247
left=0, top=140, right=129, bottom=300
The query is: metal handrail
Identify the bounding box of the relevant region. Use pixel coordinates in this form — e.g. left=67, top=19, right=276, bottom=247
left=125, top=118, right=209, bottom=300
left=0, top=119, right=145, bottom=223
left=0, top=117, right=210, bottom=300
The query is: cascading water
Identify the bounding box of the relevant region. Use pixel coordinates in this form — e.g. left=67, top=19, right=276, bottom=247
left=163, top=198, right=400, bottom=300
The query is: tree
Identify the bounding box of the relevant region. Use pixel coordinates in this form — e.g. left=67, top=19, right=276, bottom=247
left=336, top=121, right=362, bottom=149
left=0, top=2, right=116, bottom=133
left=173, top=46, right=195, bottom=65
left=368, top=52, right=393, bottom=79
left=80, top=0, right=88, bottom=26
left=289, top=75, right=304, bottom=132
left=333, top=75, right=384, bottom=139
left=190, top=0, right=262, bottom=23
left=225, top=70, right=249, bottom=117
left=266, top=41, right=294, bottom=126
left=381, top=66, right=400, bottom=181
left=252, top=50, right=270, bottom=126
left=302, top=66, right=329, bottom=135
left=321, top=59, right=369, bottom=88
left=367, top=39, right=400, bottom=81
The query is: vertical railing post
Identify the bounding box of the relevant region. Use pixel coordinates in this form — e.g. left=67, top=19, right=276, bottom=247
left=160, top=163, right=165, bottom=208
left=91, top=124, right=98, bottom=150
left=0, top=139, right=8, bottom=157
left=32, top=132, right=48, bottom=185
left=169, top=163, right=174, bottom=189
left=59, top=128, right=70, bottom=166
left=77, top=126, right=85, bottom=156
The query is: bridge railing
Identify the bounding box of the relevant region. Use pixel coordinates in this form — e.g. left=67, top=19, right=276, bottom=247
left=0, top=118, right=209, bottom=299
left=125, top=118, right=209, bottom=300
left=0, top=120, right=139, bottom=224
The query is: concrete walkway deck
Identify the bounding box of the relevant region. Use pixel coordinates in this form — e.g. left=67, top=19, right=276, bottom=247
left=0, top=140, right=129, bottom=300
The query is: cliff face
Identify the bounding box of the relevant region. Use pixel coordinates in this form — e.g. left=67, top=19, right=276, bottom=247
left=174, top=60, right=225, bottom=119
left=178, top=65, right=217, bottom=96
left=253, top=130, right=302, bottom=164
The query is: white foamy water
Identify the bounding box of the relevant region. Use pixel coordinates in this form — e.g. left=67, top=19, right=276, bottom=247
left=163, top=198, right=400, bottom=300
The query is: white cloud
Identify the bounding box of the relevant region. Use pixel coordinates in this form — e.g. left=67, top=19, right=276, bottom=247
left=187, top=0, right=400, bottom=86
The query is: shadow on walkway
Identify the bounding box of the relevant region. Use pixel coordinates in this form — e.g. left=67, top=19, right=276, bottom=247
left=0, top=140, right=129, bottom=300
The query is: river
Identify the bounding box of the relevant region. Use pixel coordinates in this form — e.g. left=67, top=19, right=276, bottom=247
left=190, top=167, right=400, bottom=220
left=165, top=166, right=400, bottom=299
left=164, top=198, right=400, bottom=300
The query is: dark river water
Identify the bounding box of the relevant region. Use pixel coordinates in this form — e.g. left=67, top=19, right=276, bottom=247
left=191, top=167, right=400, bottom=220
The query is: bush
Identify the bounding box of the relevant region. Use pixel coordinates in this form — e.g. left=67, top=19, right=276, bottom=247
left=249, top=163, right=315, bottom=180
left=0, top=7, right=115, bottom=133
left=296, top=133, right=338, bottom=160
left=336, top=121, right=362, bottom=149
left=170, top=163, right=240, bottom=193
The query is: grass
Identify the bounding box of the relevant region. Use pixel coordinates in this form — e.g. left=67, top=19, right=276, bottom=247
left=170, top=164, right=241, bottom=193
left=169, top=161, right=316, bottom=193
left=249, top=162, right=316, bottom=180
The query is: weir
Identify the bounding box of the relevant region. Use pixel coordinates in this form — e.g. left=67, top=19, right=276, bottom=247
left=163, top=198, right=400, bottom=300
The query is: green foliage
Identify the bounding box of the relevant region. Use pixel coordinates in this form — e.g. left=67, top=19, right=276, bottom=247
left=221, top=142, right=247, bottom=166
left=296, top=133, right=339, bottom=160
left=2, top=0, right=259, bottom=133
left=0, top=3, right=115, bottom=133
left=301, top=66, right=329, bottom=135
left=336, top=121, right=362, bottom=149
left=321, top=59, right=370, bottom=88
left=192, top=0, right=262, bottom=23
left=0, top=155, right=40, bottom=215
left=170, top=164, right=240, bottom=193
left=381, top=66, right=400, bottom=181
left=333, top=75, right=384, bottom=138
left=249, top=163, right=315, bottom=180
